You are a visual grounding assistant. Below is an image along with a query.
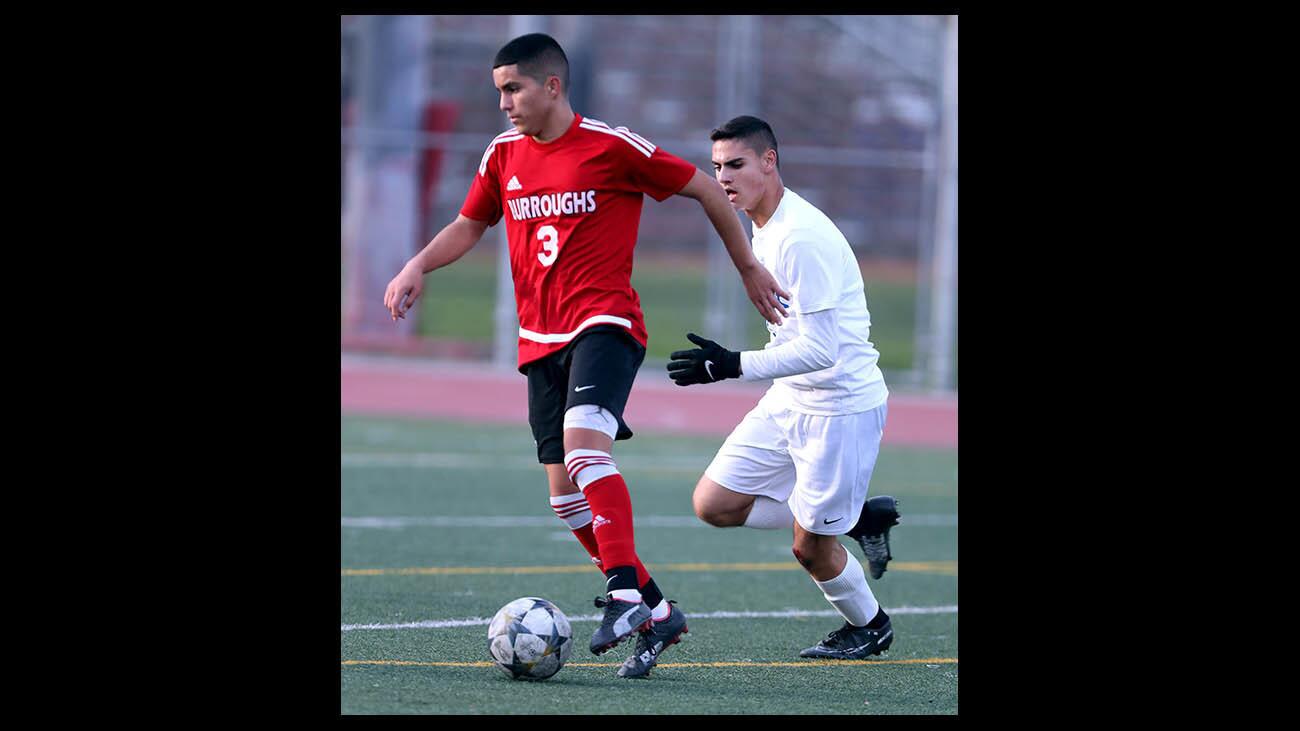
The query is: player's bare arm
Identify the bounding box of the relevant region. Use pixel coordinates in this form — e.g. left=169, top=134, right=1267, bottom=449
left=676, top=169, right=789, bottom=325
left=384, top=214, right=490, bottom=321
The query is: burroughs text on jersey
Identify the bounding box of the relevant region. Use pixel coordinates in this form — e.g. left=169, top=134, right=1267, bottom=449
left=506, top=190, right=598, bottom=221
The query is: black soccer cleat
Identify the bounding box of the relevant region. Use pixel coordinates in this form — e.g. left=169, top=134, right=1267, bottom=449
left=590, top=595, right=653, bottom=655
left=847, top=495, right=900, bottom=579
left=617, top=600, right=689, bottom=679
left=798, top=619, right=894, bottom=660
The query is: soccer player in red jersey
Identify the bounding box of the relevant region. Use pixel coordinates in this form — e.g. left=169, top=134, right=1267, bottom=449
left=383, top=33, right=789, bottom=679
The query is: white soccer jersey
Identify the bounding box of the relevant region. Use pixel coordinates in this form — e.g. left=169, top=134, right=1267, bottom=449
left=741, top=187, right=889, bottom=416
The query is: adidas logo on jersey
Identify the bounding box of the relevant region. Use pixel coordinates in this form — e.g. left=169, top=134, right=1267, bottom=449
left=506, top=190, right=597, bottom=221
left=507, top=175, right=522, bottom=191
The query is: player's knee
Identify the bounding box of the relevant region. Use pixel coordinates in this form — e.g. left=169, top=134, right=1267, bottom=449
left=792, top=534, right=815, bottom=558
left=792, top=533, right=834, bottom=567
left=562, top=404, right=618, bottom=449
left=791, top=545, right=817, bottom=571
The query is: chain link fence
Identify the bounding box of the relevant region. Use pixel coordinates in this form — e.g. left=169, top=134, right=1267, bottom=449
left=341, top=14, right=956, bottom=391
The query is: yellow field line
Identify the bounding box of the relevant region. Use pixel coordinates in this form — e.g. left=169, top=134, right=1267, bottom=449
left=343, top=658, right=957, bottom=668
left=342, top=560, right=957, bottom=577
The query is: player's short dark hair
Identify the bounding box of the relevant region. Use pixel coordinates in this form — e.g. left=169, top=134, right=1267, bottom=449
left=710, top=115, right=780, bottom=169
left=494, top=33, right=569, bottom=91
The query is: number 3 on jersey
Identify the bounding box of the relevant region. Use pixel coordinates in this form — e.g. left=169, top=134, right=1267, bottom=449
left=537, top=225, right=559, bottom=267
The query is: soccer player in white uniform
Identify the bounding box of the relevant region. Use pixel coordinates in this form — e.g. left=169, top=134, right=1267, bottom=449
left=667, top=116, right=898, bottom=659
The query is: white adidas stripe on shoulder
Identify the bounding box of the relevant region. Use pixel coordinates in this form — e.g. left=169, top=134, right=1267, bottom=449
left=582, top=118, right=656, bottom=147
left=580, top=118, right=655, bottom=157
left=620, top=128, right=655, bottom=152
left=478, top=131, right=525, bottom=175
left=579, top=123, right=653, bottom=157
left=581, top=118, right=656, bottom=153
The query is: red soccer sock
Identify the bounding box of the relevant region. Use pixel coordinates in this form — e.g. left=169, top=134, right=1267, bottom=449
left=556, top=494, right=650, bottom=580
left=582, top=472, right=642, bottom=579
left=571, top=522, right=604, bottom=572
left=573, top=522, right=652, bottom=586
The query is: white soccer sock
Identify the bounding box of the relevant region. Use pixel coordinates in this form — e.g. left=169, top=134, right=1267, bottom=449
left=549, top=492, right=592, bottom=529
left=650, top=599, right=671, bottom=621
left=813, top=554, right=879, bottom=627
left=609, top=589, right=643, bottom=603
left=564, top=449, right=620, bottom=491
left=743, top=496, right=795, bottom=529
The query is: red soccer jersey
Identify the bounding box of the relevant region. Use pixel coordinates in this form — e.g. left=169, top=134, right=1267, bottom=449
left=460, top=113, right=697, bottom=369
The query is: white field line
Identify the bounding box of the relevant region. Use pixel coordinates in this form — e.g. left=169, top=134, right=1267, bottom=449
left=341, top=453, right=956, bottom=501
left=342, top=514, right=958, bottom=529
left=342, top=451, right=708, bottom=472
left=341, top=605, right=957, bottom=632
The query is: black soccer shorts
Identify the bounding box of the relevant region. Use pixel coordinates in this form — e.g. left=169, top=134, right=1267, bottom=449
left=523, top=325, right=646, bottom=464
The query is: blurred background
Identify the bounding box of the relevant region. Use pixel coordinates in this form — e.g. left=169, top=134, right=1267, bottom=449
left=341, top=14, right=957, bottom=394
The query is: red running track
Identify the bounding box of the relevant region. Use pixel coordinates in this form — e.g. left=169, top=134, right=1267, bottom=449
left=341, top=356, right=956, bottom=448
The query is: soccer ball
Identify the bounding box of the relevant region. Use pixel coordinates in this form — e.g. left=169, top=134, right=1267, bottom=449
left=487, top=597, right=573, bottom=680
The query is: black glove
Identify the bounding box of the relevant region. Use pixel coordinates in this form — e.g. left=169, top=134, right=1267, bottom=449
left=667, top=333, right=741, bottom=386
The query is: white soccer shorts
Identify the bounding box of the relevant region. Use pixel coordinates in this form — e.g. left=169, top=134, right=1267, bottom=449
left=704, top=393, right=887, bottom=536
